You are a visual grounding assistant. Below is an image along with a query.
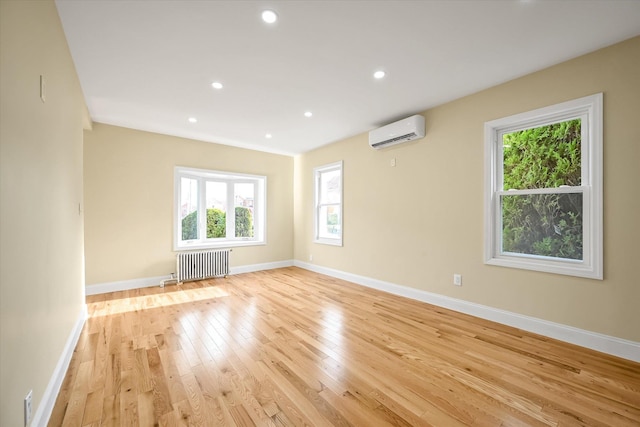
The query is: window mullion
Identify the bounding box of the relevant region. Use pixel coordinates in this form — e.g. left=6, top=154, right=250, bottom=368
left=252, top=182, right=259, bottom=239
left=227, top=180, right=235, bottom=239
left=198, top=177, right=206, bottom=242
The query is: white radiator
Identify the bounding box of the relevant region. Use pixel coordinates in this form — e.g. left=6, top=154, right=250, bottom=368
left=176, top=249, right=230, bottom=283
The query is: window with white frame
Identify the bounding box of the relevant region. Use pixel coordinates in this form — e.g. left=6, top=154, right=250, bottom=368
left=484, top=93, right=602, bottom=279
left=174, top=166, right=266, bottom=250
left=314, top=161, right=343, bottom=246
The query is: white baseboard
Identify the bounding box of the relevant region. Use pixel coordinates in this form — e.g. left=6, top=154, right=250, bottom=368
left=31, top=305, right=87, bottom=427
left=294, top=261, right=640, bottom=363
left=85, top=275, right=172, bottom=295
left=230, top=259, right=294, bottom=275
left=85, top=260, right=295, bottom=295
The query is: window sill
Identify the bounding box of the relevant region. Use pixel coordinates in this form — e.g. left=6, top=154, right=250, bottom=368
left=314, top=238, right=343, bottom=247
left=485, top=256, right=602, bottom=280
left=175, top=240, right=266, bottom=252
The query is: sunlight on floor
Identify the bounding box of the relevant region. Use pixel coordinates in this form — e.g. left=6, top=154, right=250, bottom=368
left=87, top=285, right=230, bottom=316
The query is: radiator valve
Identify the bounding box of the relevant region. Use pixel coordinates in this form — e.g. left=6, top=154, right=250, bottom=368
left=161, top=273, right=178, bottom=288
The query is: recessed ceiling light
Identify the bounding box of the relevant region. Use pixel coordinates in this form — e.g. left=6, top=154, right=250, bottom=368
left=211, top=82, right=223, bottom=89
left=262, top=10, right=278, bottom=24
left=188, top=117, right=197, bottom=123
left=374, top=70, right=386, bottom=79
left=265, top=133, right=272, bottom=139
left=304, top=111, right=313, bottom=118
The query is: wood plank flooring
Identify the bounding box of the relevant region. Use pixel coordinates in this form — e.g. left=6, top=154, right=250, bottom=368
left=49, top=267, right=640, bottom=426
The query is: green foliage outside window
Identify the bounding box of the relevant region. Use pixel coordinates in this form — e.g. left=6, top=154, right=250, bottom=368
left=182, top=206, right=253, bottom=240
left=502, top=119, right=583, bottom=260
left=234, top=206, right=254, bottom=237
left=181, top=211, right=198, bottom=240
left=207, top=208, right=226, bottom=238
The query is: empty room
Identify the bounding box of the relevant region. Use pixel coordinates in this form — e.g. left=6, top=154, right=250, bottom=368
left=2, top=0, right=640, bottom=426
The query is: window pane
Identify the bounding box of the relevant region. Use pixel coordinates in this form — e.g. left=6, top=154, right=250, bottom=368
left=320, top=169, right=341, bottom=204
left=180, top=177, right=199, bottom=241
left=318, top=205, right=341, bottom=239
left=176, top=168, right=267, bottom=250
left=206, top=181, right=226, bottom=238
left=501, top=192, right=583, bottom=260
left=234, top=183, right=254, bottom=238
left=503, top=119, right=581, bottom=190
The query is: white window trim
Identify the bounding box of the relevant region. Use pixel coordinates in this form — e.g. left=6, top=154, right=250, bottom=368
left=314, top=161, right=343, bottom=246
left=484, top=93, right=603, bottom=279
left=174, top=166, right=266, bottom=251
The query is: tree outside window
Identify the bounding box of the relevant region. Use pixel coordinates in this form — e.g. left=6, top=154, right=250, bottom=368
left=501, top=119, right=582, bottom=260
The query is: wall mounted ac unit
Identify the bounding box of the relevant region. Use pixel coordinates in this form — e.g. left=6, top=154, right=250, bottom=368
left=369, top=114, right=426, bottom=149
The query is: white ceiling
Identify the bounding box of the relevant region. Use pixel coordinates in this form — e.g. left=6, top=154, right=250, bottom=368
left=55, top=0, right=640, bottom=156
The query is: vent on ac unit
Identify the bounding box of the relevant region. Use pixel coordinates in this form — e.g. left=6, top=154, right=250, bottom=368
left=369, top=114, right=426, bottom=149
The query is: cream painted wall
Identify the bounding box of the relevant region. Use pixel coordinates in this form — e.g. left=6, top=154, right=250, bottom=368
left=84, top=123, right=293, bottom=286
left=294, top=37, right=640, bottom=342
left=0, top=1, right=87, bottom=426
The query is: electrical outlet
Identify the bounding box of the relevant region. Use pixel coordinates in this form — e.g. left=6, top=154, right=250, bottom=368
left=453, top=274, right=462, bottom=286
left=309, top=254, right=313, bottom=262
left=24, top=390, right=32, bottom=426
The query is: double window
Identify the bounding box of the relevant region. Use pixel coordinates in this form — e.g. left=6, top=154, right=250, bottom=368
left=314, top=161, right=343, bottom=246
left=484, top=94, right=602, bottom=279
left=174, top=167, right=266, bottom=250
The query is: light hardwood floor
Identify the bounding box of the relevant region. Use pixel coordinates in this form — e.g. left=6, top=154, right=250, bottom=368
left=49, top=267, right=640, bottom=426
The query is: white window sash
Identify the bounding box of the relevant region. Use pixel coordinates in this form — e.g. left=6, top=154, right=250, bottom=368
left=484, top=93, right=602, bottom=279
left=314, top=161, right=343, bottom=246
left=174, top=167, right=266, bottom=250
left=495, top=189, right=589, bottom=259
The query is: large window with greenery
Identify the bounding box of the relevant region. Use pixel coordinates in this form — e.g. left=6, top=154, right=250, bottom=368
left=175, top=167, right=266, bottom=250
left=314, top=161, right=343, bottom=246
left=484, top=94, right=602, bottom=279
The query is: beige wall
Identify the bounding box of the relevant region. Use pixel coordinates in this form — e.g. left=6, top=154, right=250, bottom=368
left=1, top=3, right=635, bottom=425
left=294, top=36, right=640, bottom=342
left=84, top=123, right=294, bottom=286
left=0, top=1, right=87, bottom=426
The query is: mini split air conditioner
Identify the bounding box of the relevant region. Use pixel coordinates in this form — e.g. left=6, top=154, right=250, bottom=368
left=368, top=114, right=426, bottom=149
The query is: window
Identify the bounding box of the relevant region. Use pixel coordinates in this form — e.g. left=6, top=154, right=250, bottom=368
left=314, top=161, right=343, bottom=246
left=484, top=93, right=602, bottom=279
left=174, top=167, right=266, bottom=250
